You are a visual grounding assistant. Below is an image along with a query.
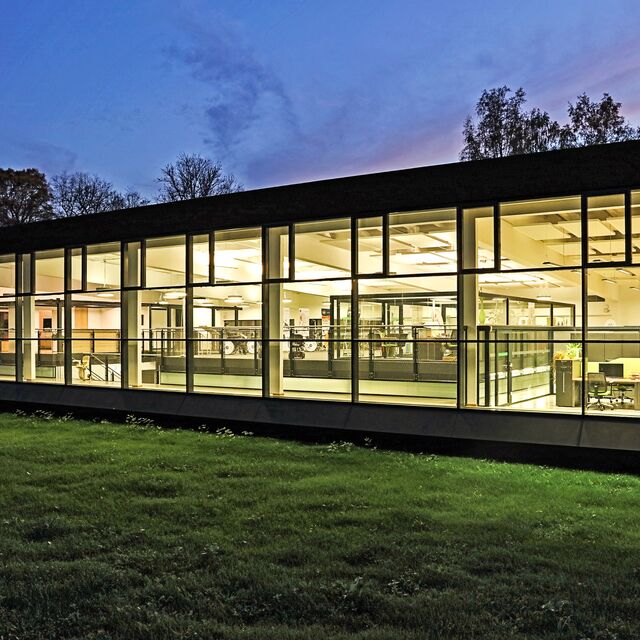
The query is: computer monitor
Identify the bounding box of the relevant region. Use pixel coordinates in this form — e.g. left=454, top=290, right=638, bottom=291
left=599, top=362, right=624, bottom=378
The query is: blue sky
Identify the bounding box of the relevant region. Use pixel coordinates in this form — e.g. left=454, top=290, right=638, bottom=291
left=1, top=0, right=640, bottom=196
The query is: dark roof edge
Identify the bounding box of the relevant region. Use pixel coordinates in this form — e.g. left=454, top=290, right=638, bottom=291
left=3, top=140, right=640, bottom=253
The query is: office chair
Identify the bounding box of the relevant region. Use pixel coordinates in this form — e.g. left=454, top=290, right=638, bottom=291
left=587, top=372, right=615, bottom=410
left=613, top=381, right=634, bottom=408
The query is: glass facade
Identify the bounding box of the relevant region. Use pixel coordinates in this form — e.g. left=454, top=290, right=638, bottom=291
left=2, top=188, right=640, bottom=418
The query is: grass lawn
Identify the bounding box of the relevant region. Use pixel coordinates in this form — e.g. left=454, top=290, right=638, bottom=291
left=0, top=411, right=639, bottom=639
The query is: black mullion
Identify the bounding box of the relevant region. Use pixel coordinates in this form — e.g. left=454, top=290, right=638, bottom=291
left=140, top=239, right=147, bottom=289
left=185, top=234, right=194, bottom=392
left=625, top=190, right=632, bottom=264
left=185, top=289, right=194, bottom=394
left=351, top=216, right=358, bottom=276
left=351, top=276, right=359, bottom=403
left=81, top=245, right=88, bottom=292
left=261, top=281, right=270, bottom=398
left=350, top=216, right=359, bottom=402
left=580, top=194, right=588, bottom=419
left=29, top=252, right=36, bottom=294
left=63, top=248, right=73, bottom=385
left=455, top=206, right=463, bottom=408
left=493, top=203, right=501, bottom=270
left=15, top=254, right=23, bottom=382
left=186, top=234, right=193, bottom=286
left=120, top=241, right=128, bottom=388
left=382, top=214, right=390, bottom=277
left=288, top=224, right=295, bottom=281
left=209, top=232, right=215, bottom=284
left=261, top=225, right=269, bottom=397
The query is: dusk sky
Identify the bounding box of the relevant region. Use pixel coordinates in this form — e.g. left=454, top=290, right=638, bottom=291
left=2, top=0, right=640, bottom=196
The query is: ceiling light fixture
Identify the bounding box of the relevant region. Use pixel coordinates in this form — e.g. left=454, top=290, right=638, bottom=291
left=537, top=295, right=552, bottom=301
left=163, top=291, right=186, bottom=300
left=617, top=268, right=634, bottom=276
left=224, top=295, right=244, bottom=304
left=601, top=278, right=616, bottom=285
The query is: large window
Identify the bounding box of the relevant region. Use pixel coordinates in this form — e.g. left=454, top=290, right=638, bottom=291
left=463, top=206, right=494, bottom=270
left=268, top=280, right=351, bottom=401
left=0, top=258, right=15, bottom=381
left=357, top=216, right=383, bottom=275
left=191, top=284, right=262, bottom=396
left=145, top=236, right=186, bottom=288
left=35, top=249, right=65, bottom=294
left=86, top=243, right=121, bottom=292
left=0, top=255, right=14, bottom=296
left=4, top=183, right=640, bottom=420
left=294, top=218, right=351, bottom=280
left=358, top=275, right=457, bottom=406
left=587, top=194, right=625, bottom=264
left=500, top=196, right=582, bottom=269
left=214, top=228, right=262, bottom=283
left=70, top=293, right=121, bottom=387
left=389, top=209, right=456, bottom=275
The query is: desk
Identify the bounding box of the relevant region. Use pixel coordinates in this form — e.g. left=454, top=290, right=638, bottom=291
left=574, top=377, right=640, bottom=409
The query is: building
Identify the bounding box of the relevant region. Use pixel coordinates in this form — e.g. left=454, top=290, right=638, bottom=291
left=2, top=141, right=640, bottom=452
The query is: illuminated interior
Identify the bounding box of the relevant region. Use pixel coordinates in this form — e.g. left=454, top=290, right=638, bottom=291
left=2, top=191, right=640, bottom=418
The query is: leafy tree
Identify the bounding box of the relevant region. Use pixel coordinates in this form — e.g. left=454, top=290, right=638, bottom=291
left=565, top=93, right=640, bottom=147
left=157, top=153, right=243, bottom=202
left=461, top=87, right=533, bottom=160
left=460, top=87, right=640, bottom=160
left=50, top=172, right=146, bottom=217
left=0, top=168, right=53, bottom=226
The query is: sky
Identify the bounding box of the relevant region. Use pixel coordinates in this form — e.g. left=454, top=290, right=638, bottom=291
left=2, top=0, right=640, bottom=197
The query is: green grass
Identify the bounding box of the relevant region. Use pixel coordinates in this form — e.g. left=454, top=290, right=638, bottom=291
left=0, top=411, right=639, bottom=639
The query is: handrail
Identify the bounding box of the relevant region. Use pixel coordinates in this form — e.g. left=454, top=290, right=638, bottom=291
left=89, top=353, right=121, bottom=382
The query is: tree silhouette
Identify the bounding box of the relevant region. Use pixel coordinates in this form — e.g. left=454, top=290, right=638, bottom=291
left=0, top=168, right=53, bottom=226
left=461, top=87, right=640, bottom=160
left=157, top=154, right=243, bottom=202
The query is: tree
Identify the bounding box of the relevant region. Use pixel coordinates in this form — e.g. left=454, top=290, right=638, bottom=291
left=460, top=87, right=563, bottom=160
left=157, top=153, right=243, bottom=202
left=110, top=190, right=151, bottom=210
left=50, top=171, right=141, bottom=218
left=0, top=168, right=53, bottom=226
left=565, top=93, right=640, bottom=147
left=460, top=87, right=640, bottom=160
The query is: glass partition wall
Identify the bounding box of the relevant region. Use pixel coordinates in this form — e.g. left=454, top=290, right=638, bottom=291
left=4, top=189, right=640, bottom=417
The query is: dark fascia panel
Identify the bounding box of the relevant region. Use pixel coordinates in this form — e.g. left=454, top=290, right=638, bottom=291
left=3, top=141, right=640, bottom=253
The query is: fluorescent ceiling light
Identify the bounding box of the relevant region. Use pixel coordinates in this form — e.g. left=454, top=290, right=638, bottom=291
left=537, top=295, right=552, bottom=301
left=163, top=291, right=186, bottom=300
left=225, top=295, right=244, bottom=304
left=601, top=278, right=616, bottom=285
left=282, top=296, right=292, bottom=303
left=617, top=268, right=634, bottom=276
left=95, top=291, right=115, bottom=298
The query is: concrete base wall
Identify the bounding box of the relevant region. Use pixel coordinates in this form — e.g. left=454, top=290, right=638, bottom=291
left=1, top=382, right=640, bottom=453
